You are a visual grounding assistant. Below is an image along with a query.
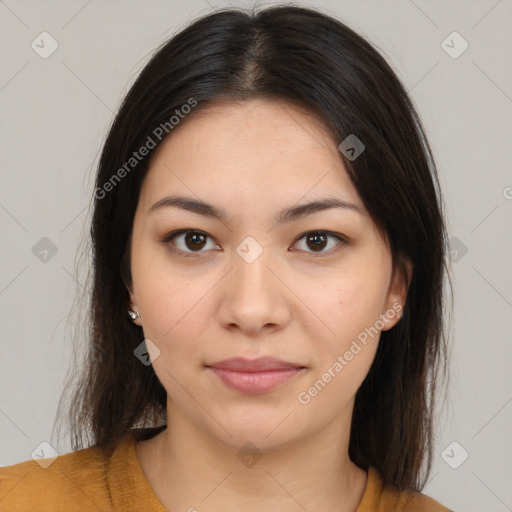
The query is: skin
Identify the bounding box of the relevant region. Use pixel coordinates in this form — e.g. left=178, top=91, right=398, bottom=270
left=128, top=98, right=411, bottom=512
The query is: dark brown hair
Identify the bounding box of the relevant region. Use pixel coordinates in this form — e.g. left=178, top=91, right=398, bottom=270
left=54, top=4, right=451, bottom=492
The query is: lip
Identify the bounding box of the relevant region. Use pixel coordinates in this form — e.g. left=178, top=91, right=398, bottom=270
left=207, top=356, right=305, bottom=372
left=206, top=357, right=306, bottom=394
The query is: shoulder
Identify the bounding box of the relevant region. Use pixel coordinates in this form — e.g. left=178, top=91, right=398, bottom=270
left=384, top=488, right=454, bottom=512
left=359, top=467, right=453, bottom=512
left=0, top=441, right=114, bottom=511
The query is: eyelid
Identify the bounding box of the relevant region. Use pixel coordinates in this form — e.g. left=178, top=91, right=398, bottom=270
left=291, top=230, right=348, bottom=256
left=161, top=228, right=221, bottom=257
left=161, top=229, right=348, bottom=256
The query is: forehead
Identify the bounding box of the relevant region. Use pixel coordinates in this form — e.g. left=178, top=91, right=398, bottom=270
left=139, top=98, right=363, bottom=211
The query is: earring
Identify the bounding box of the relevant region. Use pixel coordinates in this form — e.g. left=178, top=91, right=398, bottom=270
left=128, top=304, right=140, bottom=321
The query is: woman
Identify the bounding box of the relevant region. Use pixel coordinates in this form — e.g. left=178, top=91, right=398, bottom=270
left=0, top=5, right=452, bottom=511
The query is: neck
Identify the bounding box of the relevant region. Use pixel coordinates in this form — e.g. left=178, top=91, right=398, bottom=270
left=136, top=402, right=368, bottom=512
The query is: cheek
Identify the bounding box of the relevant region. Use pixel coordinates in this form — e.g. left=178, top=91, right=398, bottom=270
left=299, top=280, right=386, bottom=408
left=315, top=273, right=387, bottom=340
left=302, top=337, right=378, bottom=415
left=131, top=246, right=212, bottom=344
left=139, top=278, right=210, bottom=346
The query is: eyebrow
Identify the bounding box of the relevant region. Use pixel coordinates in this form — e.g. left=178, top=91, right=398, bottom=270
left=147, top=194, right=363, bottom=224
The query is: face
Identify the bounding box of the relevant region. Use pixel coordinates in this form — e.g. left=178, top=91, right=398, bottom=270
left=129, top=98, right=409, bottom=451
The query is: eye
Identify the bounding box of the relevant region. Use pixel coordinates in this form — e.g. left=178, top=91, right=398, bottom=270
left=162, top=229, right=220, bottom=256
left=161, top=229, right=348, bottom=258
left=291, top=231, right=347, bottom=255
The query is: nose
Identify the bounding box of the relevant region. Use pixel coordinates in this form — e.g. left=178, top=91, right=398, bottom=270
left=217, top=244, right=292, bottom=336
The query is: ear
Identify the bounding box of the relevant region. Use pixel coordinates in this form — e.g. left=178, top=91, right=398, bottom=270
left=381, top=258, right=412, bottom=331
left=128, top=290, right=143, bottom=327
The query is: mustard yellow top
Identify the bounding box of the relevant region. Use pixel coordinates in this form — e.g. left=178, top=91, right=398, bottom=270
left=0, top=427, right=452, bottom=511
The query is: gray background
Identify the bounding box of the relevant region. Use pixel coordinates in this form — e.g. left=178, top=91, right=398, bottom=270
left=1, top=1, right=511, bottom=510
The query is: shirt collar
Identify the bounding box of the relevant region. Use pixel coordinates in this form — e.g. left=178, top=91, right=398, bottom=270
left=107, top=426, right=382, bottom=511
left=107, top=428, right=168, bottom=511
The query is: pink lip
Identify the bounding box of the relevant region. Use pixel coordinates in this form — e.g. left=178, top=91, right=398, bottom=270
left=206, top=357, right=306, bottom=394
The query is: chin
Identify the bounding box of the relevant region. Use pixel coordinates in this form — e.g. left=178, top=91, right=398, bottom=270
left=205, top=411, right=307, bottom=451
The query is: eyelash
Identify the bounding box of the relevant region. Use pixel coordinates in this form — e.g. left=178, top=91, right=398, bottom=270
left=161, top=229, right=348, bottom=258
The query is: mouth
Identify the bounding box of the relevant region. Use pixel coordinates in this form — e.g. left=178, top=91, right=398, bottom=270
left=205, top=356, right=307, bottom=394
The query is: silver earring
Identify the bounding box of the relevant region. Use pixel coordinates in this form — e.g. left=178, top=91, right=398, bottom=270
left=128, top=304, right=140, bottom=320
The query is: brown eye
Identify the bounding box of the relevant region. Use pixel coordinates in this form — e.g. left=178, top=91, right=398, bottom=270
left=305, top=232, right=328, bottom=251
left=184, top=232, right=207, bottom=250
left=292, top=231, right=347, bottom=255
left=162, top=229, right=346, bottom=258
left=163, top=229, right=220, bottom=255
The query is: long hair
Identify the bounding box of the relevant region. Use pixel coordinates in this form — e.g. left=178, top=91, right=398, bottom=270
left=53, top=4, right=451, bottom=492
